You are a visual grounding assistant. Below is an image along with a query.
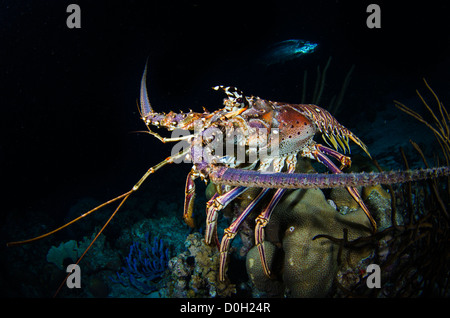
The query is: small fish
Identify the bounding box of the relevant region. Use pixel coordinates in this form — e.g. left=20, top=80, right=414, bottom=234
left=258, top=39, right=318, bottom=66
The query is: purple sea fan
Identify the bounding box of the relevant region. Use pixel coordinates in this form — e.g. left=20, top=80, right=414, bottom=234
left=110, top=232, right=170, bottom=294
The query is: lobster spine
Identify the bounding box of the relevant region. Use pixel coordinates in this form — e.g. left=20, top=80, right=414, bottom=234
left=209, top=166, right=450, bottom=189
left=142, top=110, right=203, bottom=131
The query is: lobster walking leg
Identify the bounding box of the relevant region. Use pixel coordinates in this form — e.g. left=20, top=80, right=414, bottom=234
left=316, top=144, right=352, bottom=170
left=309, top=145, right=377, bottom=233
left=219, top=188, right=271, bottom=281
left=205, top=186, right=249, bottom=246
left=254, top=154, right=297, bottom=278
left=255, top=188, right=286, bottom=278
left=183, top=171, right=197, bottom=228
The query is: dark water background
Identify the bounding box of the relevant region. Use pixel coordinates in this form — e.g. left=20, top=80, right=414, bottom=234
left=1, top=1, right=449, bottom=298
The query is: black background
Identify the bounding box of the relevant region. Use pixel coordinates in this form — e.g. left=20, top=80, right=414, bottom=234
left=1, top=0, right=449, bottom=257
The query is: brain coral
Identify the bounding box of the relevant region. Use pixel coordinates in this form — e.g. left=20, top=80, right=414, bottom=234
left=246, top=188, right=373, bottom=297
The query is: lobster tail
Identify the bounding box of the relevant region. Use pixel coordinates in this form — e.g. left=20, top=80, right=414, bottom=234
left=298, top=104, right=371, bottom=158
left=322, top=128, right=371, bottom=159
left=346, top=133, right=371, bottom=158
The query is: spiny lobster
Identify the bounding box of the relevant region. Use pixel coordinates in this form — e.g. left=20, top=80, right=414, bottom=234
left=8, top=62, right=450, bottom=292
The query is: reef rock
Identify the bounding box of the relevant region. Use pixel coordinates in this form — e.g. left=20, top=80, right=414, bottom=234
left=168, top=233, right=236, bottom=298
left=329, top=187, right=361, bottom=212
left=363, top=184, right=398, bottom=230
left=246, top=241, right=285, bottom=297
left=246, top=188, right=372, bottom=297
left=46, top=240, right=80, bottom=270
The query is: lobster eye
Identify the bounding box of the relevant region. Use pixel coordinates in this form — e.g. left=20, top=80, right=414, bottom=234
left=236, top=97, right=243, bottom=103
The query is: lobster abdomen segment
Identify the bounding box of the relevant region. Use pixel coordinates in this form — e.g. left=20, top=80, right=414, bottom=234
left=293, top=103, right=371, bottom=157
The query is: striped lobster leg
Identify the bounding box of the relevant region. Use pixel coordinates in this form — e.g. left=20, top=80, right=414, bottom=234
left=205, top=186, right=249, bottom=247
left=254, top=154, right=298, bottom=278
left=183, top=171, right=197, bottom=228
left=304, top=143, right=377, bottom=233
left=218, top=188, right=271, bottom=281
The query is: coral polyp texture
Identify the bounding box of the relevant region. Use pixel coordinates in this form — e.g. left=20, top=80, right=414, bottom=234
left=246, top=187, right=372, bottom=297
left=167, top=233, right=236, bottom=298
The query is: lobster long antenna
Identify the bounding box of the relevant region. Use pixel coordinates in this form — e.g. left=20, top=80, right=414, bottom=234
left=51, top=149, right=189, bottom=296
left=6, top=192, right=132, bottom=247
left=53, top=191, right=131, bottom=297
left=6, top=148, right=189, bottom=247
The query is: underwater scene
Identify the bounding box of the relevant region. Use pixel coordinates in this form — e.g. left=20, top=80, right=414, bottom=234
left=1, top=1, right=449, bottom=303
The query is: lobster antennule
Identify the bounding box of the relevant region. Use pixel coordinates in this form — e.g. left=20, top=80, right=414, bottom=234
left=139, top=61, right=154, bottom=117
